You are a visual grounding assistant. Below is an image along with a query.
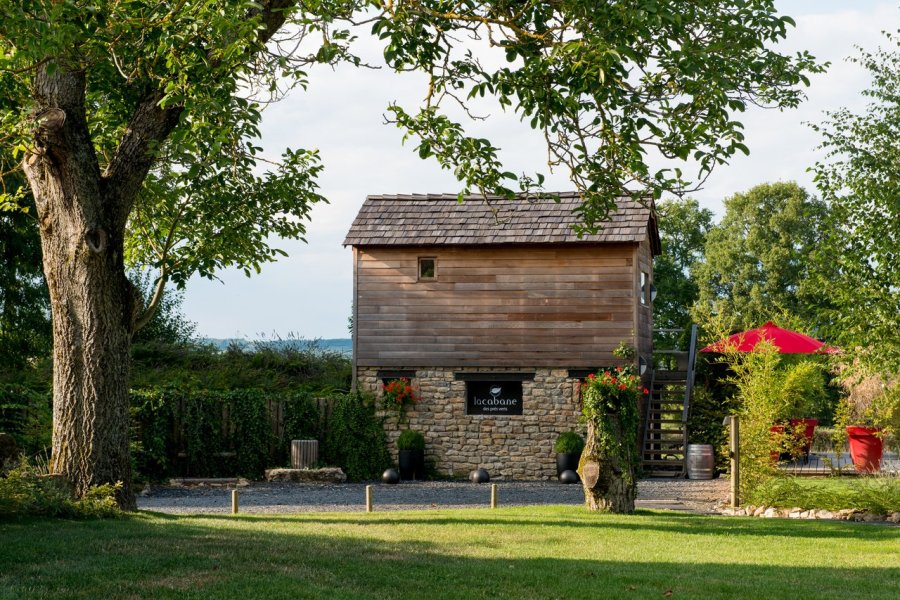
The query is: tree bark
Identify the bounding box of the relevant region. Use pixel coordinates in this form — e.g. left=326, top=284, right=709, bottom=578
left=579, top=419, right=636, bottom=513
left=17, top=1, right=297, bottom=511
left=23, top=65, right=140, bottom=509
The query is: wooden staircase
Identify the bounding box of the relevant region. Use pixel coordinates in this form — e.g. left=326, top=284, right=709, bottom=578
left=641, top=325, right=698, bottom=478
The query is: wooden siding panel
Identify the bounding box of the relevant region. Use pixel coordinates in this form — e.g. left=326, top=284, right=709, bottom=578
left=356, top=245, right=639, bottom=367
left=636, top=236, right=654, bottom=361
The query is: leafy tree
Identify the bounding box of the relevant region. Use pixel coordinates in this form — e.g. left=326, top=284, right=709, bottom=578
left=0, top=1, right=822, bottom=509
left=692, top=182, right=832, bottom=334
left=653, top=197, right=713, bottom=344
left=812, top=33, right=900, bottom=372
left=129, top=270, right=196, bottom=346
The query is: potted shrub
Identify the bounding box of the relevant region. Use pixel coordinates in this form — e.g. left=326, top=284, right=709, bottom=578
left=769, top=361, right=826, bottom=462
left=554, top=431, right=585, bottom=477
left=780, top=361, right=827, bottom=459
left=835, top=371, right=898, bottom=473
left=396, top=429, right=425, bottom=481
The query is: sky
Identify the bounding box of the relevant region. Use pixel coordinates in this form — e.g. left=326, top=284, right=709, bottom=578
left=180, top=1, right=900, bottom=341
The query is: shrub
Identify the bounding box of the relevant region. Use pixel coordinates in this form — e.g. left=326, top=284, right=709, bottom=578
left=778, top=361, right=828, bottom=420
left=554, top=431, right=585, bottom=454
left=833, top=369, right=899, bottom=451
left=724, top=342, right=784, bottom=499
left=749, top=475, right=900, bottom=514
left=0, top=458, right=120, bottom=519
left=397, top=429, right=425, bottom=451
left=129, top=338, right=352, bottom=394
left=323, top=391, right=391, bottom=481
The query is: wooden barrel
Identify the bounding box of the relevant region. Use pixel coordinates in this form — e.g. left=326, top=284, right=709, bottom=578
left=291, top=439, right=318, bottom=469
left=686, top=444, right=715, bottom=480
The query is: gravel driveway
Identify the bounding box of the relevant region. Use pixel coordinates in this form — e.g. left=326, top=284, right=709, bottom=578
left=138, top=478, right=729, bottom=515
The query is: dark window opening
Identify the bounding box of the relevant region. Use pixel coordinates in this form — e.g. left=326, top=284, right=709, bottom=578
left=418, top=257, right=436, bottom=280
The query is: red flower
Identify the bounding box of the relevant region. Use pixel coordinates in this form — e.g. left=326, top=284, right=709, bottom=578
left=618, top=384, right=627, bottom=390
left=643, top=388, right=650, bottom=395
left=587, top=373, right=596, bottom=380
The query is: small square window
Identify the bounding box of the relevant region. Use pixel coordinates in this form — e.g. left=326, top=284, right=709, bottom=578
left=418, top=257, right=436, bottom=280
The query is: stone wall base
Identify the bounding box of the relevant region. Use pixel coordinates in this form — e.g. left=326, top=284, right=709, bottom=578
left=360, top=367, right=584, bottom=480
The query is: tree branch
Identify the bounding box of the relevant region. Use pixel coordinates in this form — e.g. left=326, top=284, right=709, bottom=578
left=132, top=268, right=167, bottom=333
left=102, top=0, right=299, bottom=227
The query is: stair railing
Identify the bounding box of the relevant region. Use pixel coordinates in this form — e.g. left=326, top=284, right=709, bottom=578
left=681, top=324, right=699, bottom=453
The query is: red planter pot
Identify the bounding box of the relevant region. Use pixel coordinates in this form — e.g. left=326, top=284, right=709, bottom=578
left=770, top=419, right=819, bottom=463
left=846, top=426, right=883, bottom=474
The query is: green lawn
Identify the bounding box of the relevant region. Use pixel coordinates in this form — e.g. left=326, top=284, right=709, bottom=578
left=1, top=507, right=898, bottom=599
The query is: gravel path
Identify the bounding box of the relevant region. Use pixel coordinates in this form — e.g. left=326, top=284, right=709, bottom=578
left=137, top=478, right=729, bottom=515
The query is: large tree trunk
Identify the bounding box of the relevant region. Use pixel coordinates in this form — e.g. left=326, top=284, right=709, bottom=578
left=579, top=420, right=636, bottom=513
left=23, top=67, right=139, bottom=510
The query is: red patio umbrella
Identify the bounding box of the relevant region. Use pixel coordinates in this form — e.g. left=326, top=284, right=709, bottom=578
left=700, top=321, right=837, bottom=354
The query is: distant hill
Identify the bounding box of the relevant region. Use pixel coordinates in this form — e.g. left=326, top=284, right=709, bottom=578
left=201, top=337, right=352, bottom=355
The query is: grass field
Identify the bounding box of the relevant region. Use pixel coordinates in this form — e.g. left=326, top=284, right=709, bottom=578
left=1, top=506, right=898, bottom=599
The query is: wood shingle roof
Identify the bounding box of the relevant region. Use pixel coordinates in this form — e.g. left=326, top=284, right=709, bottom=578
left=343, top=192, right=659, bottom=254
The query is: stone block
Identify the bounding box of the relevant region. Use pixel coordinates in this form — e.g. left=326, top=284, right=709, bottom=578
left=264, top=468, right=347, bottom=483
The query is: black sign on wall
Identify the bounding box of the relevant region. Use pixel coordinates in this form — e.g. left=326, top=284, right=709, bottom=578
left=465, top=381, right=524, bottom=415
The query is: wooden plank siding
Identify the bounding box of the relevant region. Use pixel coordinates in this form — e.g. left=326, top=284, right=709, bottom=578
left=636, top=236, right=654, bottom=362
left=355, top=244, right=639, bottom=368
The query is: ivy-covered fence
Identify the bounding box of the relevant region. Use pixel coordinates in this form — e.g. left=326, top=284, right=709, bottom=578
left=130, top=388, right=390, bottom=481
left=0, top=384, right=52, bottom=457
left=3, top=385, right=391, bottom=482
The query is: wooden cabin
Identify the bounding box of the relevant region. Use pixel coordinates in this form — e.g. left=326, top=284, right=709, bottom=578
left=343, top=193, right=660, bottom=479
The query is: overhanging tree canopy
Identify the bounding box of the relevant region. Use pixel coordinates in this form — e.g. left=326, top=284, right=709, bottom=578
left=0, top=1, right=823, bottom=510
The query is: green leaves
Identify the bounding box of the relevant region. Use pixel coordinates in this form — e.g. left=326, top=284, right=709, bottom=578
left=375, top=0, right=823, bottom=231
left=691, top=182, right=833, bottom=334
left=812, top=31, right=900, bottom=372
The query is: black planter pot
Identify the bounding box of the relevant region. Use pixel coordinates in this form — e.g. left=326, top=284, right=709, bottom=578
left=556, top=453, right=581, bottom=477
left=398, top=449, right=425, bottom=480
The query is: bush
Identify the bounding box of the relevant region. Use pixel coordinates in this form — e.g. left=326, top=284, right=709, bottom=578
left=323, top=391, right=391, bottom=481
left=130, top=339, right=351, bottom=394
left=397, top=429, right=425, bottom=451
left=778, top=360, right=828, bottom=420
left=0, top=458, right=120, bottom=519
left=749, top=475, right=900, bottom=514
left=553, top=431, right=584, bottom=454
left=724, top=343, right=785, bottom=498
left=833, top=370, right=899, bottom=451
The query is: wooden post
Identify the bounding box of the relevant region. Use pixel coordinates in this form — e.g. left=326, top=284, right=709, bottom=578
left=365, top=485, right=373, bottom=513
left=724, top=415, right=740, bottom=509
left=231, top=489, right=239, bottom=515
left=490, top=484, right=498, bottom=509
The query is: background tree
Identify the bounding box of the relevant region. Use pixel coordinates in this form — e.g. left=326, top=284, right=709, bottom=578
left=652, top=197, right=713, bottom=346
left=812, top=32, right=900, bottom=372
left=0, top=163, right=50, bottom=370
left=0, top=1, right=822, bottom=510
left=691, top=182, right=832, bottom=335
